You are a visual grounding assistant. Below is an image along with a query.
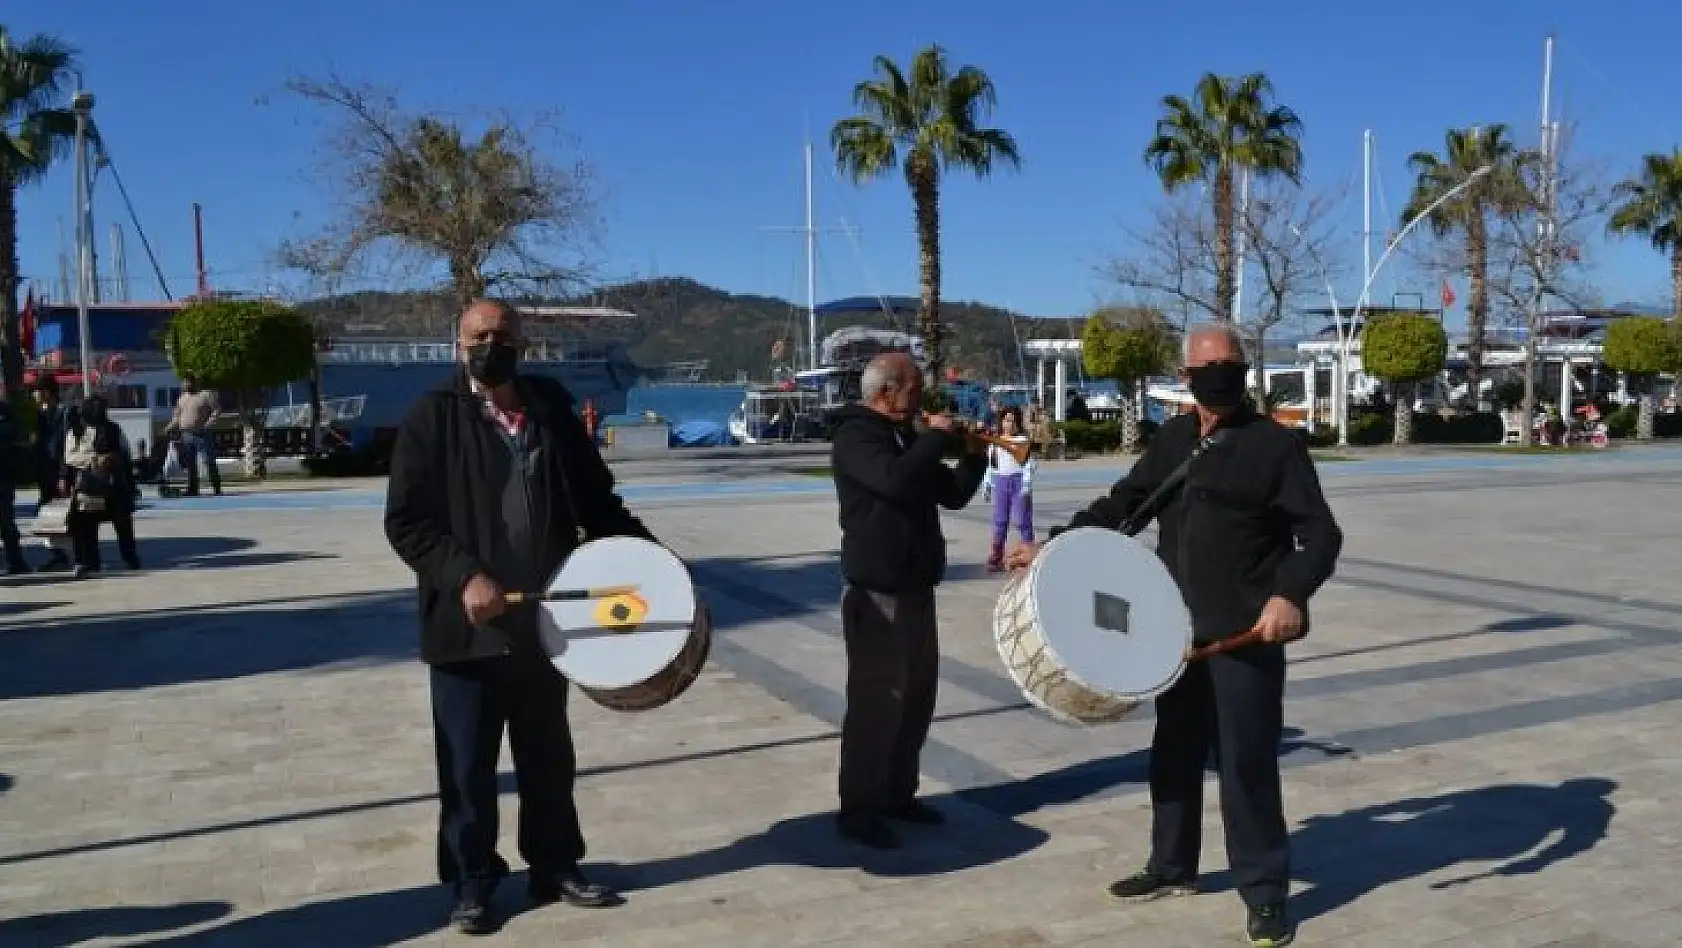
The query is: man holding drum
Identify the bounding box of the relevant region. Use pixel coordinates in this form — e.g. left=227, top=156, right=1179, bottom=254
left=386, top=299, right=655, bottom=934
left=829, top=352, right=987, bottom=850
left=1009, top=323, right=1341, bottom=947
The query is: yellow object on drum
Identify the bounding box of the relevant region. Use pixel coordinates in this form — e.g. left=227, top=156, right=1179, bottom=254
left=592, top=591, right=650, bottom=630
left=535, top=536, right=711, bottom=713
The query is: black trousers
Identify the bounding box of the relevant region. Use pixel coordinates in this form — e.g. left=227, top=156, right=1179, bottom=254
left=838, top=585, right=939, bottom=816
left=67, top=507, right=138, bottom=569
left=430, top=640, right=585, bottom=898
left=1147, top=643, right=1289, bottom=908
left=0, top=481, right=25, bottom=569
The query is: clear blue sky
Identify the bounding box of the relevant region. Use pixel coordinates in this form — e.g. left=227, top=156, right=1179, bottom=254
left=14, top=0, right=1681, bottom=322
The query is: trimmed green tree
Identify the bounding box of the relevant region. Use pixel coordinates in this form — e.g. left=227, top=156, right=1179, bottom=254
left=1082, top=308, right=1174, bottom=452
left=1361, top=313, right=1447, bottom=445
left=1601, top=316, right=1680, bottom=441
left=168, top=299, right=317, bottom=477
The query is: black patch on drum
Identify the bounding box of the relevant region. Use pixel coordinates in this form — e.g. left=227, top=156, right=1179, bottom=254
left=610, top=603, right=632, bottom=622
left=1093, top=591, right=1131, bottom=635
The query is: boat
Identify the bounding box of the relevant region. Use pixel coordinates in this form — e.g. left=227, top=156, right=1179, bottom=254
left=727, top=387, right=827, bottom=443
left=23, top=300, right=643, bottom=450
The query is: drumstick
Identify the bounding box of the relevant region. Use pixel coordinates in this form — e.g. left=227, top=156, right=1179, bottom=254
left=504, top=584, right=640, bottom=605
left=1185, top=628, right=1266, bottom=662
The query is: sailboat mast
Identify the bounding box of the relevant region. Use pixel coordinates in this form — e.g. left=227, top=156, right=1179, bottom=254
left=804, top=140, right=818, bottom=372
left=1538, top=35, right=1556, bottom=248
left=1362, top=130, right=1373, bottom=289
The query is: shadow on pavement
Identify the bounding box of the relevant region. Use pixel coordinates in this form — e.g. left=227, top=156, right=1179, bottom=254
left=1199, top=777, right=1617, bottom=921
left=0, top=589, right=415, bottom=699
left=0, top=902, right=233, bottom=948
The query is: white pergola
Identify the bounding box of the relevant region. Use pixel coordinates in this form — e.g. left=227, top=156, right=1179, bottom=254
left=1295, top=334, right=1636, bottom=411
left=1019, top=338, right=1083, bottom=422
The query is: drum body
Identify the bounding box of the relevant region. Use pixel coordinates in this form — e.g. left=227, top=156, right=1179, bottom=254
left=993, top=527, right=1192, bottom=725
left=537, top=536, right=711, bottom=712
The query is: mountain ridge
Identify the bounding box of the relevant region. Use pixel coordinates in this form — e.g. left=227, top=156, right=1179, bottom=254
left=294, top=277, right=1072, bottom=381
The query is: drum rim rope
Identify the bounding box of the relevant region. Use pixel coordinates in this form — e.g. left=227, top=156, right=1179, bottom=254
left=994, top=527, right=1191, bottom=726
left=995, top=570, right=1138, bottom=725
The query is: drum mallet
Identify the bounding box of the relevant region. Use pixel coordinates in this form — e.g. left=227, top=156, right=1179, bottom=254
left=504, top=585, right=641, bottom=605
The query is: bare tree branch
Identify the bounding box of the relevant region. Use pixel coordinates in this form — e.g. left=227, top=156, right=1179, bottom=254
left=1097, top=195, right=1224, bottom=330
left=270, top=73, right=603, bottom=311
left=1239, top=182, right=1351, bottom=343
left=1099, top=183, right=1347, bottom=381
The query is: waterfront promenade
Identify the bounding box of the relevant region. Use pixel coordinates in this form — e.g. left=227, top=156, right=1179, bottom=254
left=3, top=447, right=1682, bottom=946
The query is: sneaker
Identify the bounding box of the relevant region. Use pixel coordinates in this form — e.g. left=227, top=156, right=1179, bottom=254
left=449, top=894, right=496, bottom=935
left=1106, top=868, right=1198, bottom=901
left=1246, top=903, right=1295, bottom=947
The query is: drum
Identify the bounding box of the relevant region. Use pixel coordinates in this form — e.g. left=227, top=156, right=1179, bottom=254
left=993, top=527, right=1191, bottom=726
left=533, top=536, right=712, bottom=713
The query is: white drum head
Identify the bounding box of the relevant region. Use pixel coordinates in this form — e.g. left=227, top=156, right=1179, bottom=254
left=537, top=536, right=697, bottom=691
left=1029, top=527, right=1190, bottom=700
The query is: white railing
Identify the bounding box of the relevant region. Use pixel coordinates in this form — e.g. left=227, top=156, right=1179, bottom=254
left=262, top=395, right=367, bottom=428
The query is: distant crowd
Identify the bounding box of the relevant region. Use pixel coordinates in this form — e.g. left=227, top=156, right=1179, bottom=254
left=1, top=375, right=224, bottom=580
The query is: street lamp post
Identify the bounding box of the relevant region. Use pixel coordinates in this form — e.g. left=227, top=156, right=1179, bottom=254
left=1308, top=164, right=1494, bottom=446
left=71, top=87, right=96, bottom=397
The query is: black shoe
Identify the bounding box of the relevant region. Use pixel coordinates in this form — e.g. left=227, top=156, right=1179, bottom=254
left=835, top=812, right=900, bottom=850
left=529, top=867, right=622, bottom=908
left=884, top=800, right=945, bottom=826
left=1246, top=903, right=1296, bottom=947
left=449, top=894, right=496, bottom=935
left=1107, top=868, right=1198, bottom=901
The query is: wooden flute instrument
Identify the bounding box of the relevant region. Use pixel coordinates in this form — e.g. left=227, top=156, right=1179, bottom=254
left=922, top=413, right=1031, bottom=465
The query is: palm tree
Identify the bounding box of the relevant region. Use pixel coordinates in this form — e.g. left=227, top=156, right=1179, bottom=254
left=831, top=44, right=1020, bottom=383
left=1, top=27, right=80, bottom=397
left=1144, top=72, right=1304, bottom=322
left=1401, top=125, right=1531, bottom=409
left=1608, top=149, right=1682, bottom=321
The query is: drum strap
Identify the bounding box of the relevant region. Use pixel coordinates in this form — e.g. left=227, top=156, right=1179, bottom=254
left=1119, top=428, right=1231, bottom=537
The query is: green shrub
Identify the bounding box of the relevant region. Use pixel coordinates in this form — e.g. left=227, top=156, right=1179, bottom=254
left=1413, top=412, right=1503, bottom=444
left=1303, top=424, right=1339, bottom=448
left=1606, top=405, right=1639, bottom=439
left=1347, top=413, right=1392, bottom=445
left=1491, top=380, right=1526, bottom=410
left=1059, top=419, right=1120, bottom=453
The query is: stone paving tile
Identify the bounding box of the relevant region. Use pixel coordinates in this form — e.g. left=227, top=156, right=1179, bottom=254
left=3, top=457, right=1682, bottom=945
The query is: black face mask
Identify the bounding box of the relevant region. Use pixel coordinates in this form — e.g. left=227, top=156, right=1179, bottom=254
left=1186, top=361, right=1249, bottom=411
left=466, top=342, right=519, bottom=388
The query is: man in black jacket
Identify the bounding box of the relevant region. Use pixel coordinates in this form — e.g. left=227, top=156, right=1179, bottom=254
left=385, top=299, right=655, bottom=935
left=1009, top=324, right=1341, bottom=948
left=828, top=352, right=986, bottom=850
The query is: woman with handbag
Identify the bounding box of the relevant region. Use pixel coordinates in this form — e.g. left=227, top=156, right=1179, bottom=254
left=61, top=395, right=141, bottom=578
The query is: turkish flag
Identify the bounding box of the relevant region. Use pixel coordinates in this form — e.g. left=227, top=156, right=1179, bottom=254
left=19, top=288, right=36, bottom=356
left=1441, top=280, right=1457, bottom=309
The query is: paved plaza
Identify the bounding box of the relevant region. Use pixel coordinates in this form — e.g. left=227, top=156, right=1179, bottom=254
left=4, top=448, right=1682, bottom=946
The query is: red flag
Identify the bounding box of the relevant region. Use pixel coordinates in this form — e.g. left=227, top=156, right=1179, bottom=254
left=1441, top=280, right=1457, bottom=309
left=19, top=288, right=36, bottom=357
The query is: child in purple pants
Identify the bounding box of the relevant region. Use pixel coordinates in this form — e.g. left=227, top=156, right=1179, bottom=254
left=983, top=408, right=1036, bottom=571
